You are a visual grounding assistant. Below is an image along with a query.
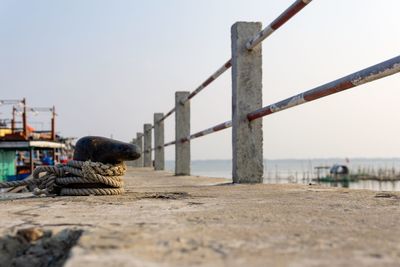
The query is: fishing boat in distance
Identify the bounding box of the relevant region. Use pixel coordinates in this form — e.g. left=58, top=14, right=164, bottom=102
left=0, top=99, right=71, bottom=183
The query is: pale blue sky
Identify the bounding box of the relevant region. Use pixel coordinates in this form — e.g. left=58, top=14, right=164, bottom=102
left=1, top=0, right=399, bottom=159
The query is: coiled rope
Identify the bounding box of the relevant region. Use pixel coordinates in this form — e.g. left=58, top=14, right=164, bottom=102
left=0, top=160, right=126, bottom=196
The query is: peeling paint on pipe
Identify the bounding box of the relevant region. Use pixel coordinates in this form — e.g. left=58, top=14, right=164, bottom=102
left=152, top=55, right=400, bottom=151
left=246, top=0, right=312, bottom=50
left=158, top=107, right=176, bottom=122
left=181, top=120, right=232, bottom=143
left=157, top=0, right=311, bottom=123
left=180, top=60, right=232, bottom=105
left=247, top=55, right=400, bottom=121
left=159, top=120, right=232, bottom=150
left=163, top=140, right=176, bottom=148
left=158, top=60, right=232, bottom=123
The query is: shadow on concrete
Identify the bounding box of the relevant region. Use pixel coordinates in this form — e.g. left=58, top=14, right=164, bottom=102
left=0, top=227, right=82, bottom=267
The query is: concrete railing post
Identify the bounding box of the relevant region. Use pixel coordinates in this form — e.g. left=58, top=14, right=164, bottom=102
left=129, top=138, right=138, bottom=167
left=136, top=132, right=144, bottom=167
left=175, top=92, right=190, bottom=175
left=154, top=113, right=165, bottom=170
left=231, top=22, right=264, bottom=183
left=143, top=124, right=152, bottom=167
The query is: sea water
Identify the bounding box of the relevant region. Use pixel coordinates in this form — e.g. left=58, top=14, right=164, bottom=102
left=166, top=158, right=400, bottom=191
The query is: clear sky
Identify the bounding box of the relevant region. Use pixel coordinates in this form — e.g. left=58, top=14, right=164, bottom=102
left=1, top=0, right=399, bottom=160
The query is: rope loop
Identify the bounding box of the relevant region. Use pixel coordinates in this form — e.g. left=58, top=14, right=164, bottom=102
left=0, top=160, right=127, bottom=196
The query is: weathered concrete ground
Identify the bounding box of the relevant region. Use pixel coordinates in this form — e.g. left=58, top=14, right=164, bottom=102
left=1, top=168, right=399, bottom=267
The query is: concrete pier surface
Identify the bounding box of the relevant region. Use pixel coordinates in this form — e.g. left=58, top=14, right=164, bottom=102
left=1, top=168, right=399, bottom=267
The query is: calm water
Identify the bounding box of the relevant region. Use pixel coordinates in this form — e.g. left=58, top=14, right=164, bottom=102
left=166, top=158, right=400, bottom=191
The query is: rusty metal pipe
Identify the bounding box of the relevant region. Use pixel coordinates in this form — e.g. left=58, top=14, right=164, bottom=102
left=157, top=120, right=232, bottom=151
left=158, top=60, right=232, bottom=122
left=247, top=55, right=400, bottom=121
left=11, top=107, right=16, bottom=134
left=181, top=120, right=232, bottom=143
left=163, top=140, right=176, bottom=148
left=51, top=106, right=56, bottom=140
left=158, top=107, right=175, bottom=122
left=180, top=60, right=232, bottom=105
left=246, top=0, right=312, bottom=50
left=22, top=98, right=27, bottom=139
left=156, top=0, right=311, bottom=123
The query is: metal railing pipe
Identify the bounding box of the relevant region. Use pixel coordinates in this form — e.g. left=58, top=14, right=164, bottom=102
left=181, top=120, right=232, bottom=143
left=246, top=0, right=312, bottom=50
left=163, top=140, right=176, bottom=148
left=159, top=120, right=232, bottom=149
left=156, top=0, right=312, bottom=123
left=180, top=60, right=232, bottom=104
left=158, top=107, right=175, bottom=122
left=247, top=55, right=400, bottom=121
